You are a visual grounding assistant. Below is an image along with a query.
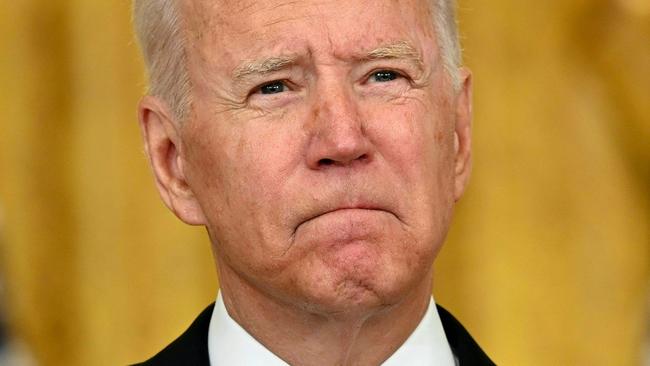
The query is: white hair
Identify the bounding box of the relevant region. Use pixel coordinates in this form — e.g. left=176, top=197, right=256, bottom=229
left=133, top=0, right=191, bottom=121
left=133, top=0, right=462, bottom=122
left=432, top=0, right=462, bottom=88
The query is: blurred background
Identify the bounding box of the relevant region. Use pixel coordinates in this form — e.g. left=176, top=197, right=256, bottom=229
left=0, top=0, right=648, bottom=365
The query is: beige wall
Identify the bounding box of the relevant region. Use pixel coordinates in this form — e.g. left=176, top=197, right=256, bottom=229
left=0, top=0, right=648, bottom=364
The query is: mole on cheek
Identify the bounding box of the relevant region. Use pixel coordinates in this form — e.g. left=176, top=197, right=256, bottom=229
left=312, top=104, right=321, bottom=121
left=434, top=129, right=444, bottom=144
left=305, top=104, right=322, bottom=132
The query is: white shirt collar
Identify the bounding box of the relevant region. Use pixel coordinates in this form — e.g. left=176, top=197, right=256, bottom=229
left=208, top=292, right=456, bottom=365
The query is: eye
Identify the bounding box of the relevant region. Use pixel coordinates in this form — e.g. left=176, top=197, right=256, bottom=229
left=370, top=70, right=400, bottom=83
left=258, top=80, right=287, bottom=94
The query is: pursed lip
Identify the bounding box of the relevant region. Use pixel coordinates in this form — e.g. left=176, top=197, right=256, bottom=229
left=306, top=206, right=386, bottom=221
left=294, top=203, right=399, bottom=234
left=284, top=201, right=404, bottom=256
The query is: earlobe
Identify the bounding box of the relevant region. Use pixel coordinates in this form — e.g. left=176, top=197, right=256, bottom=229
left=138, top=96, right=207, bottom=225
left=453, top=68, right=473, bottom=202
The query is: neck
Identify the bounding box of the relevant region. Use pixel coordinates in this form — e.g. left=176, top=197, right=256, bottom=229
left=216, top=263, right=434, bottom=366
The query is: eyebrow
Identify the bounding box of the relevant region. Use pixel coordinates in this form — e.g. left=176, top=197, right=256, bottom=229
left=232, top=56, right=297, bottom=82
left=231, top=41, right=424, bottom=82
left=361, top=41, right=424, bottom=73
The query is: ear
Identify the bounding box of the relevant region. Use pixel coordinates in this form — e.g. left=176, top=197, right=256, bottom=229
left=453, top=68, right=473, bottom=202
left=137, top=96, right=207, bottom=225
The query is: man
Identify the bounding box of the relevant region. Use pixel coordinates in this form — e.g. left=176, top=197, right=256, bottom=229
left=133, top=0, right=493, bottom=364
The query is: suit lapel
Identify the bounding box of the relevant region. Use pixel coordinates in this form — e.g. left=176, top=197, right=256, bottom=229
left=436, top=304, right=496, bottom=365
left=133, top=303, right=214, bottom=366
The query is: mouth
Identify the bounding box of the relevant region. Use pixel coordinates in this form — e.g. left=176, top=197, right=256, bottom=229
left=282, top=202, right=405, bottom=257
left=307, top=206, right=387, bottom=221
left=293, top=204, right=399, bottom=236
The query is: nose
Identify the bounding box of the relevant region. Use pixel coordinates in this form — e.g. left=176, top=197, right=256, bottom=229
left=305, top=85, right=372, bottom=170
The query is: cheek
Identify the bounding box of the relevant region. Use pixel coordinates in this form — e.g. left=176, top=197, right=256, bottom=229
left=182, top=115, right=306, bottom=262
left=361, top=94, right=456, bottom=236
left=362, top=94, right=452, bottom=182
left=182, top=127, right=229, bottom=198
left=185, top=117, right=297, bottom=198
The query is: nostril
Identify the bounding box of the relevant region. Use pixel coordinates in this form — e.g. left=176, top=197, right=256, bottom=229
left=319, top=158, right=335, bottom=166
left=317, top=154, right=368, bottom=167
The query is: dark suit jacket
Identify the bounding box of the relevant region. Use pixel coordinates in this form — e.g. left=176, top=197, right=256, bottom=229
left=135, top=303, right=495, bottom=365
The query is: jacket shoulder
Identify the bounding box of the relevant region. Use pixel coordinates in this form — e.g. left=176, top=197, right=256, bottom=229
left=132, top=303, right=215, bottom=366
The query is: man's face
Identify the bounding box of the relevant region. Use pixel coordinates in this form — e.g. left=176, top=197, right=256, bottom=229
left=166, top=0, right=471, bottom=313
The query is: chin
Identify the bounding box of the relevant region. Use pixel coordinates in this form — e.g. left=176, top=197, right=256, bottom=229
left=294, top=254, right=425, bottom=317
left=300, top=283, right=386, bottom=317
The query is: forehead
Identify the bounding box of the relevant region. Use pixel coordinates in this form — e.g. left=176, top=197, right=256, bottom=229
left=181, top=0, right=437, bottom=67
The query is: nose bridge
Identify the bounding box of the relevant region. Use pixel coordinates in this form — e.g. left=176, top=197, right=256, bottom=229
left=315, top=79, right=360, bottom=136
left=307, top=76, right=370, bottom=168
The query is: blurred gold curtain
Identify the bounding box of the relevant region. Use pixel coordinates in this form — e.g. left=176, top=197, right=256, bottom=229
left=0, top=0, right=648, bottom=365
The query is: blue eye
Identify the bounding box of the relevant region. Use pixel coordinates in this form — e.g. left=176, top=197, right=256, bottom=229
left=259, top=81, right=286, bottom=94
left=371, top=70, right=399, bottom=82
